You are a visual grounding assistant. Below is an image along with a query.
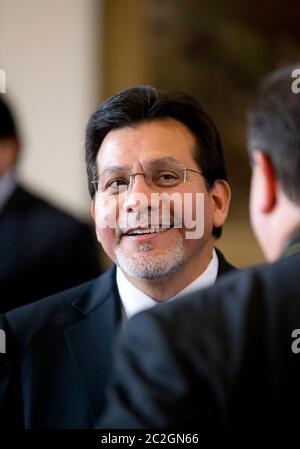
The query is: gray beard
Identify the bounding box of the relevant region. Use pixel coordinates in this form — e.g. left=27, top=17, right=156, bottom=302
left=114, top=240, right=187, bottom=279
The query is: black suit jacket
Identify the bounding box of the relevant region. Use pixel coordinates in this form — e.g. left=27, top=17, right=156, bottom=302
left=0, top=185, right=101, bottom=313
left=0, top=266, right=121, bottom=428
left=100, top=251, right=300, bottom=436
left=0, top=249, right=234, bottom=429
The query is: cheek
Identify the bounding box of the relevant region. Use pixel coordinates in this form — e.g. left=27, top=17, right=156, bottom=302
left=93, top=197, right=119, bottom=260
left=178, top=192, right=212, bottom=241
left=179, top=191, right=203, bottom=223
left=188, top=192, right=214, bottom=231
left=203, top=196, right=214, bottom=228
left=97, top=227, right=117, bottom=261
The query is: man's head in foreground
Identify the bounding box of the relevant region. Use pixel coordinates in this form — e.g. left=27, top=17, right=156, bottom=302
left=247, top=64, right=300, bottom=260
left=86, top=86, right=231, bottom=299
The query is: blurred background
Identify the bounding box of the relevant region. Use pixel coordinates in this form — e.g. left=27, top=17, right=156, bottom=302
left=1, top=0, right=299, bottom=268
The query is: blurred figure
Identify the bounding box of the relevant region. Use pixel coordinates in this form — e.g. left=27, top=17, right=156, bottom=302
left=99, top=65, right=300, bottom=435
left=0, top=96, right=101, bottom=313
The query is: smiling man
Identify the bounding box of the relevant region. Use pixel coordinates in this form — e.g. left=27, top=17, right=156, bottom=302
left=0, top=86, right=233, bottom=428
left=87, top=87, right=233, bottom=311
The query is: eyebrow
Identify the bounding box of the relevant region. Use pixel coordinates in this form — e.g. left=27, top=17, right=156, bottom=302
left=98, top=166, right=130, bottom=178
left=149, top=157, right=185, bottom=169
left=98, top=157, right=185, bottom=177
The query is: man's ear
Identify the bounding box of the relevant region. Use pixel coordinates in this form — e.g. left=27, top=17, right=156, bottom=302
left=211, top=180, right=231, bottom=229
left=252, top=150, right=277, bottom=213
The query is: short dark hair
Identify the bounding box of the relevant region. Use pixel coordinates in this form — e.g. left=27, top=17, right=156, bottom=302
left=247, top=64, right=300, bottom=206
left=0, top=96, right=19, bottom=142
left=85, top=85, right=228, bottom=238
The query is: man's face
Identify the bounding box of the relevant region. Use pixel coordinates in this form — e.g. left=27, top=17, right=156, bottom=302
left=92, top=118, right=222, bottom=279
left=0, top=138, right=18, bottom=177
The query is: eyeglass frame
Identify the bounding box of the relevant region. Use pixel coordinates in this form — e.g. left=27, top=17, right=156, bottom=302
left=91, top=167, right=208, bottom=194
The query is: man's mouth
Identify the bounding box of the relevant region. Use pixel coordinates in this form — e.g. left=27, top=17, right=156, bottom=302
left=122, top=225, right=174, bottom=237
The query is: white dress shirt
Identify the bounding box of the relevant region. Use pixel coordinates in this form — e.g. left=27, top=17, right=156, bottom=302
left=116, top=248, right=219, bottom=320
left=0, top=170, right=17, bottom=212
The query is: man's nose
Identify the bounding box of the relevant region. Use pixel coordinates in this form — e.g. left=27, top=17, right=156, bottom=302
left=122, top=173, right=153, bottom=213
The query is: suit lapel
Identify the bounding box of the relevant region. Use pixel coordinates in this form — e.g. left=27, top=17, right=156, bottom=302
left=64, top=265, right=122, bottom=425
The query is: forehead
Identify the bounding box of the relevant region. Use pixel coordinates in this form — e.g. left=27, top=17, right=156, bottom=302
left=96, top=118, right=198, bottom=170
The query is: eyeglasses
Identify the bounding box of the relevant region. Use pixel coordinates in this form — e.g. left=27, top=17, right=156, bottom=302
left=92, top=165, right=206, bottom=195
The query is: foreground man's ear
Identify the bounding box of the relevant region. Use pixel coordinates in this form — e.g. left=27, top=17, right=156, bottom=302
left=252, top=150, right=277, bottom=214
left=211, top=179, right=231, bottom=229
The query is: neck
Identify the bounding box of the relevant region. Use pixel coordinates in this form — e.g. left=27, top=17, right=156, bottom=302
left=121, top=240, right=215, bottom=302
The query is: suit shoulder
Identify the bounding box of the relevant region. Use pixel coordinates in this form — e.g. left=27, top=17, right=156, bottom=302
left=204, top=253, right=299, bottom=304
left=5, top=266, right=116, bottom=347
left=15, top=185, right=90, bottom=232
left=4, top=276, right=101, bottom=351
left=139, top=255, right=300, bottom=334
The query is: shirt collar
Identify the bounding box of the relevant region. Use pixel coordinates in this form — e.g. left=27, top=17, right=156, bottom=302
left=0, top=170, right=17, bottom=212
left=116, top=248, right=218, bottom=320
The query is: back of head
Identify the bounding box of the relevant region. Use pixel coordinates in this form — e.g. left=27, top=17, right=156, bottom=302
left=247, top=64, right=300, bottom=206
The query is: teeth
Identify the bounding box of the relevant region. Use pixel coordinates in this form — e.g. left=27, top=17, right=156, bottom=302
left=131, top=229, right=152, bottom=235
left=127, top=227, right=170, bottom=235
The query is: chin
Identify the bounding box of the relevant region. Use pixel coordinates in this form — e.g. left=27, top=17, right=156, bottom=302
left=115, top=245, right=187, bottom=279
